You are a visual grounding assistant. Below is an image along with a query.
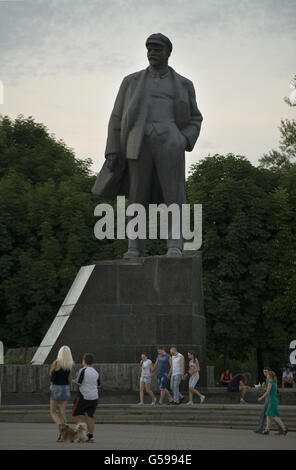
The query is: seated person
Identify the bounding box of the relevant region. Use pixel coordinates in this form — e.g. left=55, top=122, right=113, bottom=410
left=220, top=369, right=232, bottom=387
left=228, top=372, right=251, bottom=403
left=281, top=367, right=295, bottom=388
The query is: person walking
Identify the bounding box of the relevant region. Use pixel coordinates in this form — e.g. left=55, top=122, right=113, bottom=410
left=258, top=370, right=288, bottom=435
left=139, top=353, right=157, bottom=405
left=253, top=367, right=281, bottom=435
left=49, top=345, right=74, bottom=441
left=185, top=351, right=205, bottom=405
left=168, top=347, right=185, bottom=405
left=151, top=347, right=174, bottom=405
left=72, top=353, right=100, bottom=443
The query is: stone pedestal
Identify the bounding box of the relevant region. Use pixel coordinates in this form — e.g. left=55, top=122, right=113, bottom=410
left=32, top=253, right=207, bottom=385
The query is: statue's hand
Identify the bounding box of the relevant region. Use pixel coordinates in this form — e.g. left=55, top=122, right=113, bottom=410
left=181, top=133, right=187, bottom=150
left=106, top=153, right=120, bottom=172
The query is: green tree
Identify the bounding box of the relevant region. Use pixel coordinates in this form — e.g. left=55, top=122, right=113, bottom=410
left=260, top=77, right=296, bottom=171
left=260, top=185, right=296, bottom=363
left=257, top=92, right=296, bottom=373
left=186, top=154, right=277, bottom=369
left=0, top=116, right=101, bottom=347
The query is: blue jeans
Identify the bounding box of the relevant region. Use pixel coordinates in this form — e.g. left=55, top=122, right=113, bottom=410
left=170, top=375, right=184, bottom=403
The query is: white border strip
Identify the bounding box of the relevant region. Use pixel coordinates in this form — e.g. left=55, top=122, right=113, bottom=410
left=31, top=264, right=95, bottom=364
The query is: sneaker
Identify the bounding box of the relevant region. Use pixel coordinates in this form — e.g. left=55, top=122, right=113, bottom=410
left=86, top=434, right=95, bottom=443
left=240, top=398, right=246, bottom=404
left=151, top=399, right=157, bottom=405
left=137, top=402, right=144, bottom=405
left=186, top=401, right=193, bottom=406
left=200, top=395, right=206, bottom=404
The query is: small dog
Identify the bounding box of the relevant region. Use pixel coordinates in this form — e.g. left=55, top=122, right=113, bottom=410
left=59, top=423, right=87, bottom=443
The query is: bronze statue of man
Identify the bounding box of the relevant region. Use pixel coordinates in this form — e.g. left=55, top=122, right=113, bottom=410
left=92, top=33, right=203, bottom=258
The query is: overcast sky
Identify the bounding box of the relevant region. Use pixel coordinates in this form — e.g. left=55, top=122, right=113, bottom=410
left=0, top=0, right=295, bottom=175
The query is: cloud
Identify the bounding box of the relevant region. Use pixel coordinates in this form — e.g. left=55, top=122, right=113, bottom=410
left=1, top=0, right=295, bottom=83
left=0, top=0, right=295, bottom=172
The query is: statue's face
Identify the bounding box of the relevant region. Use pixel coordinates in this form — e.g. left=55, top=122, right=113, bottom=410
left=147, top=42, right=169, bottom=68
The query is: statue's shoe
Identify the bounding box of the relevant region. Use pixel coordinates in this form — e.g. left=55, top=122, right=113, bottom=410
left=123, top=249, right=144, bottom=259
left=166, top=247, right=182, bottom=257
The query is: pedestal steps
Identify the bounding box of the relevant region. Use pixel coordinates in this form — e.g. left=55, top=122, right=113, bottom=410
left=1, top=404, right=295, bottom=430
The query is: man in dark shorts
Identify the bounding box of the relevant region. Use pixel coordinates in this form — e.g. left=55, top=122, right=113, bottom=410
left=151, top=347, right=174, bottom=405
left=72, top=353, right=100, bottom=443
left=228, top=372, right=251, bottom=404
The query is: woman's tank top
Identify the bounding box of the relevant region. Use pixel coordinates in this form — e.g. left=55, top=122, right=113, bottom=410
left=51, top=368, right=70, bottom=385
left=172, top=353, right=184, bottom=376
left=222, top=372, right=231, bottom=381
left=189, top=359, right=199, bottom=377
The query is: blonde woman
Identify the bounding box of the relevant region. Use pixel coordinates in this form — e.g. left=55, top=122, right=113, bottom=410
left=49, top=345, right=74, bottom=441
left=258, top=370, right=288, bottom=435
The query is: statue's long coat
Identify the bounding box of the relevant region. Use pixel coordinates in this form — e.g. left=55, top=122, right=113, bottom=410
left=92, top=66, right=203, bottom=202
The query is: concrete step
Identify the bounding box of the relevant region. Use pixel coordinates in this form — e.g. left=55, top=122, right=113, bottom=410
left=1, top=404, right=295, bottom=430
left=2, top=389, right=296, bottom=405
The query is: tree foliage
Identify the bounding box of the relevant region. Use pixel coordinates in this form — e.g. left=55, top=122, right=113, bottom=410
left=0, top=116, right=99, bottom=346
left=186, top=154, right=278, bottom=365
left=0, top=113, right=295, bottom=378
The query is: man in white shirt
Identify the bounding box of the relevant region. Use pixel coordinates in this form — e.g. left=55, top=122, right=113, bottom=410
left=72, top=353, right=100, bottom=443
left=168, top=347, right=185, bottom=404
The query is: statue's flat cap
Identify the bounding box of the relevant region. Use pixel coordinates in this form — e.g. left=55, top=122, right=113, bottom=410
left=146, top=33, right=172, bottom=52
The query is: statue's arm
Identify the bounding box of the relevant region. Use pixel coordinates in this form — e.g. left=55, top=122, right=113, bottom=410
left=104, top=77, right=129, bottom=169
left=180, top=81, right=203, bottom=152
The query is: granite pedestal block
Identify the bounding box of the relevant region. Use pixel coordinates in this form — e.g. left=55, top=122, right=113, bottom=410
left=33, top=254, right=207, bottom=385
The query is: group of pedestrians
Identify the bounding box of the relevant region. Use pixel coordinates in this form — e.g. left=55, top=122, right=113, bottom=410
left=49, top=345, right=100, bottom=443
left=49, top=346, right=289, bottom=443
left=49, top=344, right=205, bottom=443
left=139, top=346, right=205, bottom=406
left=226, top=367, right=289, bottom=435
left=254, top=367, right=288, bottom=436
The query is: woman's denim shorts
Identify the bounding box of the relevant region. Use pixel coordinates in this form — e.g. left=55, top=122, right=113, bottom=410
left=189, top=373, right=200, bottom=389
left=50, top=384, right=71, bottom=401
left=140, top=376, right=152, bottom=384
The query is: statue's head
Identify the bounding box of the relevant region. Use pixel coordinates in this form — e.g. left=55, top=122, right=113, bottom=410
left=146, top=33, right=172, bottom=68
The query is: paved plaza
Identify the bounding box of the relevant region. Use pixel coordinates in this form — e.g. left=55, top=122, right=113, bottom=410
left=0, top=422, right=294, bottom=450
